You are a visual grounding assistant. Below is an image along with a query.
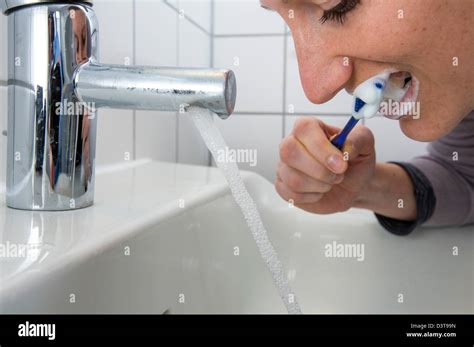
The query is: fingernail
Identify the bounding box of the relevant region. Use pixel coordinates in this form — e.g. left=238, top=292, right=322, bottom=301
left=327, top=155, right=345, bottom=173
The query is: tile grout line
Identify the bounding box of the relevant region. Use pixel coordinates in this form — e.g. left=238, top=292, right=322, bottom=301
left=282, top=25, right=288, bottom=139
left=132, top=0, right=137, bottom=161
left=175, top=0, right=180, bottom=163
left=214, top=33, right=291, bottom=38
left=210, top=0, right=215, bottom=69
left=207, top=0, right=215, bottom=167
left=163, top=1, right=291, bottom=39
left=164, top=0, right=211, bottom=37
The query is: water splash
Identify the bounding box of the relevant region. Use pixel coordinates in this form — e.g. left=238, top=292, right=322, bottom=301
left=189, top=107, right=302, bottom=314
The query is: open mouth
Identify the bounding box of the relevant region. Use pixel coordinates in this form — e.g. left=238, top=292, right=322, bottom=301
left=384, top=71, right=412, bottom=101
left=381, top=71, right=419, bottom=120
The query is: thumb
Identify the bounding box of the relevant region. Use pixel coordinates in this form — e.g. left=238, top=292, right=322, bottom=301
left=341, top=125, right=375, bottom=162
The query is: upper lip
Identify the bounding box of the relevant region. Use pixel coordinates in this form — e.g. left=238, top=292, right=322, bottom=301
left=345, top=68, right=406, bottom=96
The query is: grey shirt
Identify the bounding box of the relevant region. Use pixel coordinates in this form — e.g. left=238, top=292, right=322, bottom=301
left=412, top=110, right=474, bottom=227
left=377, top=110, right=474, bottom=233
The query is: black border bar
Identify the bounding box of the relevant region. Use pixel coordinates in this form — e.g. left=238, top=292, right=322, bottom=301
left=0, top=314, right=472, bottom=344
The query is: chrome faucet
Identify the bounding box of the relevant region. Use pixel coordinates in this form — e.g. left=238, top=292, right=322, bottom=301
left=1, top=0, right=236, bottom=211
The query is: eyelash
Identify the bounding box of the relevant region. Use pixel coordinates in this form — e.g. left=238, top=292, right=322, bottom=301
left=320, top=0, right=360, bottom=24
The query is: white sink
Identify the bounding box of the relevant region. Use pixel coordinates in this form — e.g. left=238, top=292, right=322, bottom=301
left=0, top=160, right=472, bottom=313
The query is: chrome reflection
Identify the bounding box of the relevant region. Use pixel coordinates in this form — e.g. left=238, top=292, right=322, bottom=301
left=6, top=4, right=98, bottom=210
left=4, top=2, right=236, bottom=211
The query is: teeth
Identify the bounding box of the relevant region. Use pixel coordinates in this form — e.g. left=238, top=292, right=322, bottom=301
left=383, top=71, right=412, bottom=102
left=383, top=83, right=406, bottom=101
left=390, top=71, right=411, bottom=82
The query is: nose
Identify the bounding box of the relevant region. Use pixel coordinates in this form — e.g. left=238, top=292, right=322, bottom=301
left=289, top=23, right=353, bottom=104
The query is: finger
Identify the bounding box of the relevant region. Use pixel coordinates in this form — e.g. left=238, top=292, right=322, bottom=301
left=342, top=125, right=375, bottom=162
left=275, top=178, right=324, bottom=204
left=277, top=162, right=335, bottom=193
left=292, top=117, right=348, bottom=174
left=280, top=135, right=343, bottom=184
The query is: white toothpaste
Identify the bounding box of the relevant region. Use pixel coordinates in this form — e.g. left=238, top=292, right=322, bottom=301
left=352, top=72, right=390, bottom=120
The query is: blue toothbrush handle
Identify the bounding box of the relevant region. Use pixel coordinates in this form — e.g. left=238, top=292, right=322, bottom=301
left=331, top=116, right=360, bottom=150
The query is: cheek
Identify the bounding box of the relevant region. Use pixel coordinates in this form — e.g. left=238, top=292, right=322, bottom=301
left=339, top=1, right=433, bottom=64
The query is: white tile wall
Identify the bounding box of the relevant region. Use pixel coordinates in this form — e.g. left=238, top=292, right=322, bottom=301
left=136, top=0, right=178, bottom=67
left=96, top=109, right=135, bottom=165
left=0, top=11, right=7, bottom=81
left=91, top=0, right=214, bottom=167
left=178, top=17, right=210, bottom=68
left=135, top=0, right=179, bottom=164
left=178, top=0, right=212, bottom=33
left=366, top=116, right=428, bottom=163
left=94, top=0, right=135, bottom=166
left=136, top=111, right=177, bottom=162
left=214, top=114, right=282, bottom=181
left=214, top=0, right=284, bottom=35
left=1, top=11, right=8, bottom=188
left=214, top=36, right=284, bottom=113
left=94, top=0, right=214, bottom=166
left=0, top=87, right=6, bottom=185
left=177, top=15, right=211, bottom=165
left=95, top=0, right=134, bottom=65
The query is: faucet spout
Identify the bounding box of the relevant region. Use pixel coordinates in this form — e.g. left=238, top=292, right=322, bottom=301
left=74, top=63, right=236, bottom=118
left=3, top=1, right=237, bottom=211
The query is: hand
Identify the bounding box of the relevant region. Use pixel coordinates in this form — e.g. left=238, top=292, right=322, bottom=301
left=275, top=117, right=376, bottom=214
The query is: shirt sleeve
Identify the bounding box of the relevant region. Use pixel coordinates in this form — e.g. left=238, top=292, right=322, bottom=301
left=375, top=162, right=436, bottom=235
left=375, top=111, right=474, bottom=234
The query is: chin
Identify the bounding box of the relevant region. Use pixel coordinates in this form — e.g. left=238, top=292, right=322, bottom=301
left=398, top=116, right=444, bottom=142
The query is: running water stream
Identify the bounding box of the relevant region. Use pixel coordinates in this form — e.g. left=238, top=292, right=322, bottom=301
left=189, top=106, right=302, bottom=314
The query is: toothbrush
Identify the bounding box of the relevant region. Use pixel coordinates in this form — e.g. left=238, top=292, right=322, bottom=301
left=330, top=97, right=366, bottom=150
left=331, top=76, right=387, bottom=150
left=330, top=116, right=360, bottom=150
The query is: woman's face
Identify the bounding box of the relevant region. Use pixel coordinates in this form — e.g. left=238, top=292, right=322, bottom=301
left=261, top=0, right=474, bottom=141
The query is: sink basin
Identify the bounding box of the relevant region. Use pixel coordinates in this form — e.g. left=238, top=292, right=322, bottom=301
left=0, top=160, right=472, bottom=313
